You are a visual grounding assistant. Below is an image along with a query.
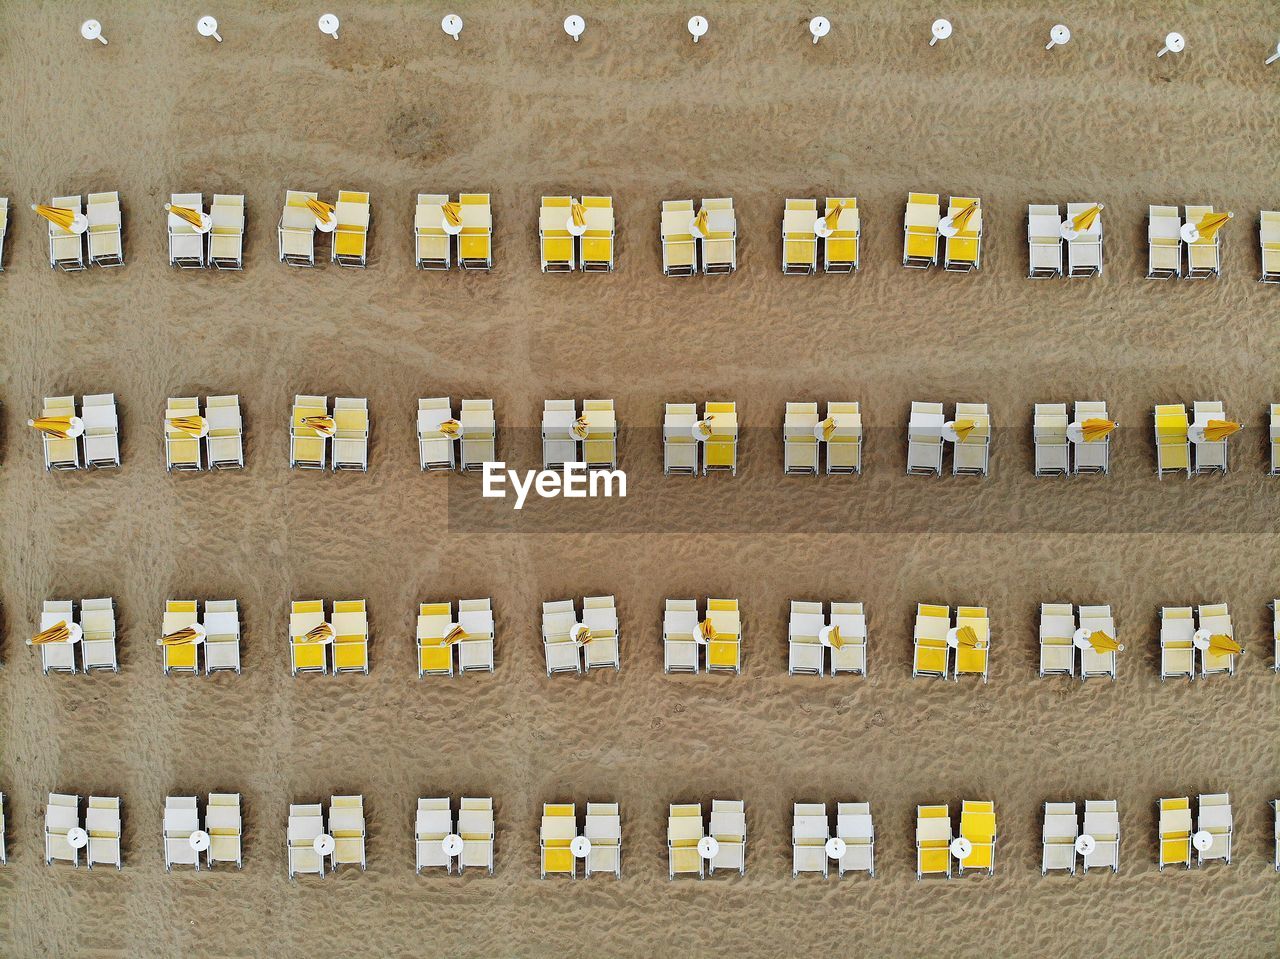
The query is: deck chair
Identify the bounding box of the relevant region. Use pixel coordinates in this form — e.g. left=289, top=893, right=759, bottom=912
left=663, top=403, right=699, bottom=475
left=1271, top=405, right=1280, bottom=475
left=943, top=196, right=982, bottom=272
left=47, top=195, right=86, bottom=271
left=907, top=401, right=945, bottom=475
left=540, top=803, right=577, bottom=878
left=287, top=803, right=326, bottom=879
left=457, top=598, right=495, bottom=673
left=1027, top=204, right=1063, bottom=278
left=38, top=395, right=81, bottom=471
left=0, top=792, right=6, bottom=864
left=957, top=800, right=996, bottom=876
left=668, top=803, right=704, bottom=879
left=331, top=599, right=369, bottom=674
left=703, top=401, right=738, bottom=475
left=1196, top=603, right=1237, bottom=677
left=1038, top=602, right=1076, bottom=678
left=1042, top=802, right=1078, bottom=874
left=701, top=198, right=737, bottom=275
left=825, top=402, right=862, bottom=474
left=837, top=802, right=874, bottom=877
left=788, top=600, right=825, bottom=676
left=161, top=599, right=201, bottom=675
left=45, top=793, right=82, bottom=866
left=415, top=193, right=451, bottom=269
left=829, top=602, right=867, bottom=676
left=823, top=197, right=859, bottom=273
left=279, top=190, right=318, bottom=267
left=582, top=399, right=617, bottom=469
left=584, top=802, right=621, bottom=877
left=87, top=192, right=123, bottom=267
left=1190, top=400, right=1230, bottom=474
left=203, top=600, right=241, bottom=674
left=1261, top=211, right=1280, bottom=283
left=329, top=795, right=367, bottom=870
left=81, top=393, right=121, bottom=468
left=418, top=397, right=457, bottom=470
left=290, top=599, right=330, bottom=675
left=458, top=796, right=494, bottom=874
left=1066, top=202, right=1104, bottom=277
left=913, top=604, right=950, bottom=679
left=209, top=194, right=245, bottom=270
left=582, top=595, right=620, bottom=670
left=1158, top=797, right=1192, bottom=869
left=903, top=192, right=940, bottom=268
left=415, top=798, right=454, bottom=873
left=1079, top=605, right=1118, bottom=681
left=168, top=193, right=207, bottom=268
left=792, top=803, right=829, bottom=877
left=1196, top=793, right=1232, bottom=866
left=581, top=196, right=615, bottom=272
left=459, top=399, right=496, bottom=471
left=954, top=606, right=990, bottom=682
left=661, top=200, right=697, bottom=276
left=331, top=190, right=370, bottom=267
left=784, top=402, right=819, bottom=475
left=80, top=597, right=118, bottom=672
left=86, top=796, right=122, bottom=869
left=1072, top=401, right=1112, bottom=474
left=458, top=193, right=492, bottom=270
left=0, top=197, right=6, bottom=271
left=1183, top=205, right=1221, bottom=279
left=1082, top=799, right=1119, bottom=872
left=1148, top=205, right=1182, bottom=279
left=205, top=395, right=244, bottom=469
left=1160, top=606, right=1195, bottom=680
left=782, top=198, right=817, bottom=274
left=165, top=396, right=203, bottom=471
left=916, top=804, right=952, bottom=879
left=290, top=395, right=329, bottom=469
left=1154, top=404, right=1190, bottom=478
left=1034, top=403, right=1069, bottom=476
left=539, top=196, right=576, bottom=272
left=706, top=598, right=741, bottom=674
left=663, top=599, right=699, bottom=673
left=332, top=397, right=370, bottom=471
left=206, top=792, right=242, bottom=868
left=37, top=599, right=77, bottom=674
left=708, top=799, right=746, bottom=875
left=542, top=399, right=579, bottom=469
left=417, top=602, right=455, bottom=677
left=542, top=599, right=582, bottom=676
left=164, top=796, right=201, bottom=871
left=951, top=402, right=991, bottom=476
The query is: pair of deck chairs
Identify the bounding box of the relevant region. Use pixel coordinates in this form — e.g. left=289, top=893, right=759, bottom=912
left=792, top=802, right=874, bottom=878
left=668, top=800, right=745, bottom=878
left=1149, top=204, right=1230, bottom=279
left=290, top=395, right=369, bottom=470
left=539, top=196, right=615, bottom=271
left=164, top=793, right=242, bottom=870
left=913, top=603, right=989, bottom=681
left=663, top=598, right=741, bottom=674
left=287, top=795, right=367, bottom=878
left=539, top=802, right=621, bottom=878
left=165, top=395, right=244, bottom=470
left=417, top=397, right=495, bottom=471
left=661, top=199, right=736, bottom=275
left=45, top=793, right=122, bottom=868
left=904, top=193, right=981, bottom=271
left=783, top=401, right=862, bottom=475
left=663, top=401, right=737, bottom=475
left=1039, top=603, right=1119, bottom=680
left=416, top=599, right=496, bottom=675
left=414, top=192, right=493, bottom=270
left=542, top=399, right=617, bottom=469
left=167, top=193, right=244, bottom=269
left=787, top=600, right=866, bottom=676
left=542, top=596, right=621, bottom=675
left=1154, top=401, right=1238, bottom=477
left=1042, top=800, right=1120, bottom=874
left=34, top=394, right=120, bottom=470
left=40, top=192, right=123, bottom=270
left=907, top=401, right=991, bottom=476
left=415, top=796, right=496, bottom=874
left=781, top=197, right=859, bottom=274
left=1033, top=401, right=1114, bottom=475
left=33, top=598, right=117, bottom=673
left=1027, top=202, right=1104, bottom=278
left=159, top=599, right=241, bottom=674
left=1160, top=603, right=1241, bottom=680
left=277, top=189, right=370, bottom=267
left=290, top=599, right=369, bottom=675
left=916, top=801, right=996, bottom=878
left=1159, top=794, right=1232, bottom=869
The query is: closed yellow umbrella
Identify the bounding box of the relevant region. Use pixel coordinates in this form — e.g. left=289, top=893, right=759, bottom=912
left=442, top=201, right=462, bottom=228
left=438, top=418, right=461, bottom=439
left=1087, top=631, right=1123, bottom=653
left=1081, top=418, right=1117, bottom=443
left=300, top=622, right=334, bottom=644
left=28, top=416, right=76, bottom=438
left=31, top=204, right=77, bottom=231
left=951, top=201, right=979, bottom=233
left=1207, top=634, right=1241, bottom=656
left=158, top=626, right=201, bottom=646
left=698, top=619, right=718, bottom=643
left=1071, top=204, right=1103, bottom=232
left=570, top=202, right=587, bottom=228
left=697, top=415, right=715, bottom=437
left=955, top=625, right=982, bottom=647
left=1195, top=212, right=1232, bottom=241
left=820, top=417, right=837, bottom=441
left=826, top=625, right=845, bottom=649
left=951, top=419, right=977, bottom=442
left=440, top=624, right=467, bottom=647
left=824, top=202, right=845, bottom=231
left=168, top=415, right=207, bottom=437
left=165, top=203, right=205, bottom=229
left=302, top=415, right=336, bottom=436
left=693, top=209, right=709, bottom=238
left=29, top=620, right=72, bottom=645
left=306, top=198, right=334, bottom=223
left=571, top=416, right=590, bottom=439
left=1203, top=419, right=1242, bottom=441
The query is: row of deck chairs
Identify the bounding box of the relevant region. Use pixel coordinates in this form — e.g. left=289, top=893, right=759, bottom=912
left=167, top=193, right=244, bottom=269
left=163, top=794, right=242, bottom=870
left=907, top=401, right=991, bottom=476
left=1160, top=604, right=1241, bottom=680
left=541, top=399, right=617, bottom=469
left=662, top=598, right=742, bottom=673
left=661, top=198, right=736, bottom=275
left=33, top=394, right=120, bottom=471
left=1159, top=794, right=1233, bottom=869
left=663, top=401, right=737, bottom=474
left=37, top=192, right=123, bottom=271
left=415, top=797, right=495, bottom=874
left=539, top=196, right=615, bottom=271
left=792, top=802, right=874, bottom=877
left=538, top=802, right=621, bottom=878
left=165, top=395, right=244, bottom=470
left=287, top=796, right=367, bottom=879
left=159, top=599, right=242, bottom=675
left=668, top=800, right=746, bottom=878
left=414, top=193, right=493, bottom=270
left=912, top=604, right=990, bottom=681
left=916, top=801, right=997, bottom=878
left=290, top=395, right=369, bottom=470
left=783, top=401, right=862, bottom=474
left=32, top=599, right=118, bottom=673
left=44, top=794, right=121, bottom=868
left=542, top=596, right=621, bottom=674
left=1039, top=603, right=1119, bottom=680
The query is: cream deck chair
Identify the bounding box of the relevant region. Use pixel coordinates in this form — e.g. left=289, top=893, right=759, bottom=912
left=279, top=190, right=318, bottom=266
left=584, top=802, right=621, bottom=877
left=414, top=193, right=451, bottom=269
left=1190, top=400, right=1231, bottom=474
left=1158, top=797, right=1192, bottom=869
left=1072, top=401, right=1112, bottom=474
left=542, top=399, right=579, bottom=469
left=37, top=599, right=77, bottom=674
left=668, top=803, right=704, bottom=879
left=784, top=402, right=819, bottom=475
left=583, top=595, right=620, bottom=670
left=459, top=399, right=496, bottom=471
left=581, top=196, right=615, bottom=272
left=1184, top=205, right=1222, bottom=279
left=837, top=802, right=875, bottom=877
left=206, top=792, right=242, bottom=868
left=87, top=191, right=123, bottom=267
left=907, top=401, right=945, bottom=476
left=45, top=793, right=82, bottom=866
left=943, top=196, right=982, bottom=272
left=903, top=192, right=940, bottom=268
left=1275, top=800, right=1280, bottom=871
left=161, top=599, right=200, bottom=675
left=788, top=600, right=824, bottom=676
left=1261, top=211, right=1280, bottom=282
left=459, top=796, right=494, bottom=874
left=826, top=402, right=862, bottom=474
left=540, top=803, right=577, bottom=878
left=539, top=196, right=576, bottom=272
left=209, top=194, right=245, bottom=270
left=290, top=395, right=330, bottom=469
left=954, top=606, right=990, bottom=682
left=1066, top=202, right=1104, bottom=277
left=1079, top=604, right=1118, bottom=680
left=46, top=195, right=86, bottom=271
left=1038, top=603, right=1076, bottom=678
left=1042, top=802, right=1078, bottom=874
left=165, top=396, right=203, bottom=471
left=331, top=190, right=370, bottom=267
left=458, top=598, right=495, bottom=673
left=824, top=197, right=859, bottom=273
left=1154, top=404, right=1190, bottom=478
left=332, top=397, right=370, bottom=471
left=705, top=598, right=741, bottom=674
left=458, top=193, right=492, bottom=270
left=830, top=602, right=867, bottom=676
left=951, top=402, right=991, bottom=476
left=418, top=397, right=457, bottom=470
left=164, top=796, right=202, bottom=871
left=206, top=395, right=244, bottom=469
left=86, top=796, right=122, bottom=869
left=1027, top=204, right=1063, bottom=278
left=0, top=197, right=6, bottom=272
left=1271, top=405, right=1280, bottom=475
left=290, top=599, right=329, bottom=676
left=80, top=597, right=118, bottom=672
left=663, top=598, right=699, bottom=673
left=415, top=798, right=454, bottom=873
left=663, top=403, right=699, bottom=475
left=0, top=792, right=6, bottom=864
left=782, top=198, right=817, bottom=274
left=582, top=399, right=617, bottom=469
left=957, top=800, right=996, bottom=876
left=1160, top=606, right=1195, bottom=680
left=703, top=401, right=738, bottom=475
left=661, top=200, right=697, bottom=276
left=708, top=799, right=746, bottom=875
left=701, top=198, right=737, bottom=275
left=913, top=604, right=950, bottom=679
left=287, top=803, right=326, bottom=879
left=82, top=393, right=120, bottom=468
left=1148, top=205, right=1182, bottom=279
left=416, top=601, right=455, bottom=677
left=203, top=600, right=241, bottom=674
left=1034, top=403, right=1069, bottom=476
left=1196, top=602, right=1237, bottom=677
left=916, top=804, right=952, bottom=879
left=168, top=193, right=207, bottom=268
left=39, top=395, right=81, bottom=471
left=542, top=599, right=582, bottom=676
left=792, top=803, right=829, bottom=877
left=332, top=599, right=369, bottom=674
left=1196, top=793, right=1232, bottom=866
left=330, top=795, right=367, bottom=870
left=1083, top=799, right=1119, bottom=872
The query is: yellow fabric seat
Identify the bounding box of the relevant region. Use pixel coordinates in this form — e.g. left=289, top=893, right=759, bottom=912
left=707, top=640, right=738, bottom=668
left=334, top=230, right=364, bottom=257
left=292, top=643, right=325, bottom=671
left=827, top=236, right=857, bottom=262
left=333, top=637, right=366, bottom=671
left=918, top=842, right=950, bottom=874
left=166, top=643, right=197, bottom=670
left=915, top=641, right=948, bottom=674
left=906, top=231, right=936, bottom=259
left=420, top=645, right=451, bottom=673
left=947, top=236, right=979, bottom=261
left=581, top=236, right=612, bottom=261
left=168, top=437, right=200, bottom=465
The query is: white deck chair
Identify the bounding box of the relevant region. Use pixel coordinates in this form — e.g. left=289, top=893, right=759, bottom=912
left=206, top=793, right=242, bottom=868
left=542, top=598, right=582, bottom=676
left=700, top=198, right=737, bottom=275
left=784, top=402, right=819, bottom=475
left=458, top=797, right=494, bottom=874
left=1196, top=793, right=1232, bottom=866
left=825, top=402, right=862, bottom=474
left=457, top=598, right=495, bottom=672
left=663, top=598, right=699, bottom=673
left=907, top=401, right=945, bottom=476
left=1260, top=211, right=1280, bottom=283
left=37, top=599, right=78, bottom=674
left=782, top=198, right=818, bottom=275
left=415, top=798, right=454, bottom=873
left=1034, top=403, right=1069, bottom=476
left=38, top=395, right=81, bottom=471
left=415, top=194, right=451, bottom=270
left=279, top=190, right=318, bottom=267
left=166, top=396, right=203, bottom=472
left=787, top=600, right=825, bottom=676
left=80, top=597, right=118, bottom=672
left=81, top=393, right=121, bottom=468
left=332, top=397, right=370, bottom=471
left=86, top=192, right=124, bottom=267
left=203, top=599, right=241, bottom=674
left=1027, top=204, right=1063, bottom=278
left=46, top=195, right=86, bottom=271
left=829, top=602, right=867, bottom=676
left=951, top=402, right=991, bottom=476
left=1160, top=606, right=1195, bottom=680
left=45, top=793, right=82, bottom=866
left=1148, top=205, right=1182, bottom=279
left=663, top=403, right=699, bottom=476
left=209, top=194, right=245, bottom=270
left=661, top=200, right=697, bottom=277
left=205, top=395, right=244, bottom=469
left=1072, top=401, right=1112, bottom=474
left=168, top=193, right=207, bottom=268
left=582, top=595, right=620, bottom=670
left=1079, top=605, right=1118, bottom=681
left=331, top=190, right=370, bottom=268
left=164, top=796, right=202, bottom=871
left=1042, top=802, right=1078, bottom=874
left=792, top=803, right=829, bottom=877
left=1190, top=400, right=1230, bottom=474
left=290, top=394, right=329, bottom=469
left=708, top=799, right=746, bottom=875
left=418, top=397, right=457, bottom=471
left=584, top=802, right=622, bottom=878
left=0, top=197, right=7, bottom=272
left=1197, top=602, right=1238, bottom=677
left=668, top=803, right=704, bottom=879
left=287, top=803, right=326, bottom=879
left=1066, top=202, right=1104, bottom=277
left=459, top=399, right=496, bottom=472
left=1082, top=799, right=1119, bottom=872
left=1184, top=205, right=1222, bottom=280
left=581, top=399, right=617, bottom=470
left=1270, top=405, right=1280, bottom=475
left=1274, top=800, right=1280, bottom=871
left=86, top=796, right=122, bottom=869
left=329, top=795, right=367, bottom=870
left=0, top=792, right=6, bottom=864
left=542, top=399, right=579, bottom=469
left=836, top=802, right=874, bottom=877
left=1038, top=603, right=1076, bottom=678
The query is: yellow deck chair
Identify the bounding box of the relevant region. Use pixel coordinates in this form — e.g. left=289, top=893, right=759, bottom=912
left=668, top=803, right=704, bottom=879
left=903, top=192, right=940, bottom=268
left=1147, top=205, right=1182, bottom=279
left=782, top=198, right=817, bottom=274
left=943, top=196, right=982, bottom=272
left=417, top=602, right=455, bottom=677
left=705, top=598, right=741, bottom=674
left=332, top=190, right=370, bottom=267
left=39, top=395, right=81, bottom=471
left=331, top=599, right=369, bottom=674
left=1184, top=204, right=1223, bottom=280
left=1154, top=404, right=1190, bottom=478
left=582, top=399, right=617, bottom=469
left=165, top=396, right=203, bottom=472
left=290, top=599, right=329, bottom=675
left=539, top=196, right=576, bottom=272
left=581, top=196, right=615, bottom=272
left=1158, top=797, right=1192, bottom=869
left=290, top=395, right=329, bottom=469
left=661, top=200, right=697, bottom=277
left=916, top=804, right=952, bottom=878
left=826, top=401, right=862, bottom=474
left=415, top=193, right=451, bottom=270
left=703, top=401, right=738, bottom=475
left=954, top=606, right=990, bottom=682
left=540, top=803, right=577, bottom=878
left=958, top=800, right=997, bottom=875
left=161, top=600, right=200, bottom=675
left=913, top=604, right=950, bottom=679
left=458, top=193, right=492, bottom=270
left=824, top=197, right=859, bottom=273
left=330, top=795, right=367, bottom=870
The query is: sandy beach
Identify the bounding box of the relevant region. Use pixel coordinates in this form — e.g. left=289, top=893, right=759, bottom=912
left=2, top=1, right=1279, bottom=956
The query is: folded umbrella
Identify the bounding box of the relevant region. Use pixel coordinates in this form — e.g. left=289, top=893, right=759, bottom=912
left=442, top=201, right=462, bottom=228
left=1081, top=418, right=1116, bottom=443
left=693, top=209, right=709, bottom=238
left=1207, top=634, right=1241, bottom=657
left=31, top=204, right=77, bottom=231
left=166, top=203, right=205, bottom=229
left=697, top=415, right=715, bottom=438
left=571, top=416, right=590, bottom=439
left=824, top=202, right=845, bottom=231
left=951, top=419, right=976, bottom=442
left=440, top=624, right=467, bottom=647
left=1195, top=212, right=1232, bottom=242
left=951, top=201, right=979, bottom=233
left=820, top=417, right=837, bottom=441
left=955, top=625, right=983, bottom=648
left=306, top=198, right=335, bottom=224
left=1202, top=419, right=1241, bottom=441
left=28, top=416, right=76, bottom=439
left=299, top=622, right=334, bottom=645
left=1071, top=204, right=1103, bottom=232
left=168, top=415, right=207, bottom=437
left=302, top=415, right=336, bottom=436
left=158, top=626, right=201, bottom=646
left=698, top=619, right=718, bottom=643
left=570, top=202, right=587, bottom=228
left=438, top=418, right=462, bottom=439
left=29, top=620, right=72, bottom=645
left=1087, top=631, right=1123, bottom=653
left=826, top=625, right=844, bottom=650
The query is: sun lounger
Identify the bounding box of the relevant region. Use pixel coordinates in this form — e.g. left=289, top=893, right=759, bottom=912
left=459, top=399, right=496, bottom=471
left=458, top=193, right=492, bottom=270
left=957, top=800, right=997, bottom=876
left=836, top=802, right=875, bottom=877
left=954, top=606, right=990, bottom=682
left=1183, top=205, right=1222, bottom=279
left=279, top=190, right=318, bottom=267
left=81, top=393, right=120, bottom=468
left=1158, top=797, right=1192, bottom=869
left=205, top=395, right=244, bottom=469
left=1042, top=802, right=1078, bottom=874
left=38, top=395, right=81, bottom=471
left=1079, top=604, right=1118, bottom=680
left=542, top=399, right=579, bottom=469
left=1065, top=202, right=1104, bottom=277
left=206, top=792, right=242, bottom=868
left=80, top=597, right=118, bottom=672
left=540, top=803, right=577, bottom=878
left=1039, top=603, right=1076, bottom=678
left=45, top=793, right=82, bottom=866
left=708, top=799, right=746, bottom=875
left=331, top=599, right=369, bottom=674
left=287, top=803, right=326, bottom=879
left=1196, top=602, right=1237, bottom=677
left=1034, top=403, right=1069, bottom=476
left=1154, top=403, right=1190, bottom=478
left=784, top=402, right=819, bottom=475
left=1160, top=606, right=1195, bottom=680
left=661, top=200, right=697, bottom=277
left=907, top=401, right=945, bottom=476
left=1189, top=400, right=1231, bottom=474
left=459, top=796, right=494, bottom=874
left=582, top=595, right=620, bottom=670
left=1261, top=211, right=1280, bottom=283
left=663, top=598, right=699, bottom=673
left=87, top=192, right=123, bottom=267
left=825, top=401, right=862, bottom=474
left=0, top=792, right=7, bottom=864
left=943, top=196, right=982, bottom=272
left=542, top=599, right=582, bottom=675
left=1148, top=205, right=1182, bottom=279
left=1271, top=405, right=1280, bottom=476
left=168, top=193, right=207, bottom=268
left=916, top=804, right=951, bottom=879
left=829, top=602, right=867, bottom=676
left=1082, top=799, right=1119, bottom=872
left=582, top=399, right=617, bottom=469
left=0, top=196, right=8, bottom=271
left=951, top=402, right=991, bottom=476
left=332, top=397, right=370, bottom=471
left=668, top=803, right=704, bottom=879
left=46, top=195, right=86, bottom=271
left=581, top=196, right=615, bottom=272
left=782, top=198, right=817, bottom=274
left=788, top=600, right=824, bottom=676
left=331, top=190, right=370, bottom=267
left=414, top=193, right=451, bottom=269
left=209, top=194, right=245, bottom=270
left=290, top=394, right=329, bottom=469
left=36, top=599, right=77, bottom=674
left=290, top=599, right=329, bottom=675
left=203, top=600, right=241, bottom=674
left=457, top=598, right=495, bottom=673
left=161, top=599, right=200, bottom=675
left=663, top=403, right=699, bottom=475
left=703, top=401, right=738, bottom=475
left=1071, top=400, right=1113, bottom=474
left=329, top=795, right=367, bottom=870
left=705, top=598, right=741, bottom=674
left=164, top=796, right=202, bottom=871
left=700, top=198, right=737, bottom=275
left=1196, top=793, right=1232, bottom=866
left=165, top=396, right=203, bottom=471
left=417, top=602, right=457, bottom=677
left=418, top=397, right=457, bottom=471
left=913, top=604, right=950, bottom=679
left=584, top=802, right=621, bottom=877
left=415, top=798, right=454, bottom=873
left=86, top=796, right=122, bottom=869
left=539, top=196, right=576, bottom=272
left=903, top=192, right=940, bottom=269
left=1027, top=204, right=1063, bottom=278
left=823, top=197, right=859, bottom=273
left=792, top=802, right=829, bottom=877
